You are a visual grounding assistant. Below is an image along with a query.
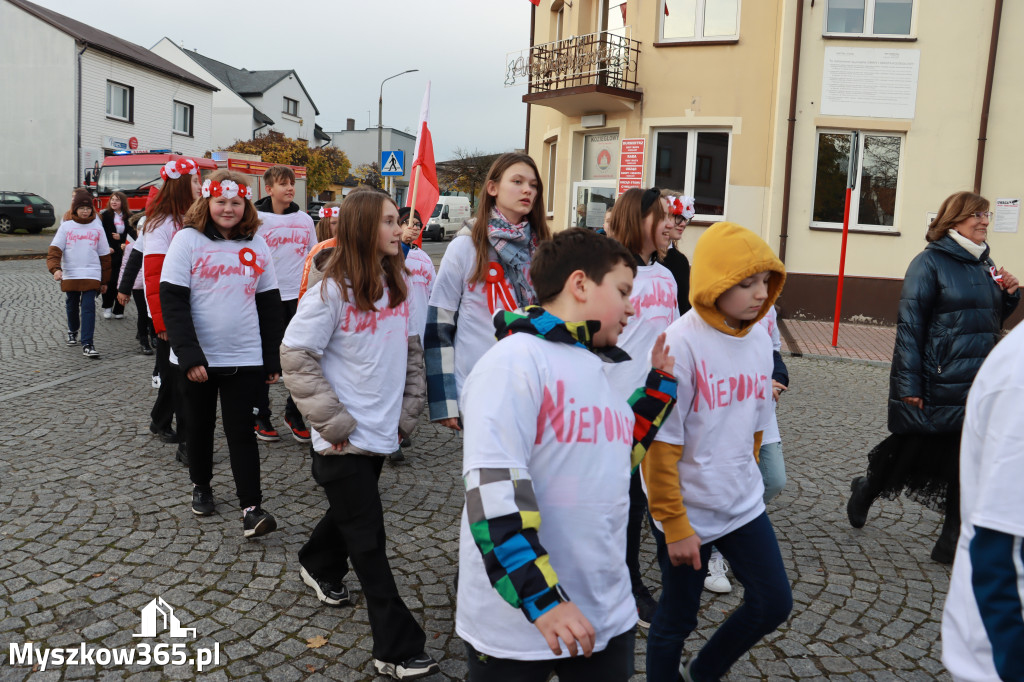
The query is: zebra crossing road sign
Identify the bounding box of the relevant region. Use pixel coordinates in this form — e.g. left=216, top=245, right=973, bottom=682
left=381, top=151, right=405, bottom=176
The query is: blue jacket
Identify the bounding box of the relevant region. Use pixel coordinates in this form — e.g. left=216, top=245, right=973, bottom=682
left=888, top=235, right=1019, bottom=434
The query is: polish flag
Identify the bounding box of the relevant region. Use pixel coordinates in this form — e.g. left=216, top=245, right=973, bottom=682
left=665, top=1, right=670, bottom=16
left=529, top=0, right=540, bottom=5
left=407, top=82, right=439, bottom=248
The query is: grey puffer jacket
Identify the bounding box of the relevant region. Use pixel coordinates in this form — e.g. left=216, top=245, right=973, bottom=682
left=281, top=334, right=426, bottom=456
left=888, top=234, right=1019, bottom=434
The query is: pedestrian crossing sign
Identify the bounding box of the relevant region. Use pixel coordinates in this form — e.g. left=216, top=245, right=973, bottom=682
left=381, top=150, right=405, bottom=176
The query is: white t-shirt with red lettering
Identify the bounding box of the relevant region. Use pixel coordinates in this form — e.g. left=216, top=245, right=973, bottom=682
left=159, top=228, right=278, bottom=368
left=429, top=235, right=516, bottom=405
left=651, top=310, right=774, bottom=543
left=405, top=246, right=436, bottom=339
left=256, top=210, right=317, bottom=301
left=457, top=332, right=638, bottom=660
left=50, top=219, right=108, bottom=281
left=283, top=277, right=411, bottom=454
left=605, top=262, right=679, bottom=401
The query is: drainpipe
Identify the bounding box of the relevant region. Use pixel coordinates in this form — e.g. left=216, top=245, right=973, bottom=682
left=524, top=3, right=536, bottom=154
left=777, top=0, right=806, bottom=264
left=76, top=42, right=87, bottom=188
left=973, top=0, right=1003, bottom=194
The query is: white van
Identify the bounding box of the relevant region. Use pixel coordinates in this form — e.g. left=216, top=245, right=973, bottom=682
left=425, top=196, right=472, bottom=241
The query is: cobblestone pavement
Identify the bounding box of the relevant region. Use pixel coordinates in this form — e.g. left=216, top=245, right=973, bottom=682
left=0, top=259, right=953, bottom=681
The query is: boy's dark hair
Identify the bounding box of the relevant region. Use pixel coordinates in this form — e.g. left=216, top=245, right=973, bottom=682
left=531, top=228, right=637, bottom=305
left=263, top=165, right=295, bottom=187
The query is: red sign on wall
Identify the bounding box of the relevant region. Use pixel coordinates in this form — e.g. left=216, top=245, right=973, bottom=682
left=617, top=138, right=646, bottom=196
left=128, top=137, right=138, bottom=150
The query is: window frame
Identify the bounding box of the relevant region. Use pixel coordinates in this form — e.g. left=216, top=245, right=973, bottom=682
left=172, top=101, right=194, bottom=137
left=822, top=0, right=916, bottom=39
left=649, top=127, right=732, bottom=223
left=283, top=97, right=299, bottom=117
left=658, top=0, right=742, bottom=44
left=545, top=139, right=558, bottom=215
left=105, top=80, right=134, bottom=123
left=809, top=128, right=905, bottom=233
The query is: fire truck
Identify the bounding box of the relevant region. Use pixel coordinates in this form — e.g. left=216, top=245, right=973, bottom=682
left=209, top=152, right=307, bottom=210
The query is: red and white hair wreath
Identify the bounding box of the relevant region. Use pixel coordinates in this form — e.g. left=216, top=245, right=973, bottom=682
left=201, top=179, right=252, bottom=200
left=318, top=206, right=340, bottom=219
left=160, top=157, right=198, bottom=182
left=665, top=195, right=696, bottom=221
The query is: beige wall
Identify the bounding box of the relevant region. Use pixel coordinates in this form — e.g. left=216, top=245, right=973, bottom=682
left=774, top=0, right=1024, bottom=283
left=527, top=0, right=784, bottom=254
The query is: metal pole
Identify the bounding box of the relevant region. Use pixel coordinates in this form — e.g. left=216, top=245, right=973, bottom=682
left=377, top=69, right=419, bottom=188
left=832, top=132, right=860, bottom=347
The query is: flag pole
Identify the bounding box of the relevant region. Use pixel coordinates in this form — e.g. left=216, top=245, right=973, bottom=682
left=408, top=163, right=423, bottom=248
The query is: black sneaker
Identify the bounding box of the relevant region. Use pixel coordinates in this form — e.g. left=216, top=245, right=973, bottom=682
left=150, top=422, right=178, bottom=443
left=82, top=344, right=100, bottom=358
left=389, top=449, right=406, bottom=463
left=66, top=331, right=78, bottom=346
left=191, top=487, right=214, bottom=516
left=138, top=343, right=154, bottom=356
left=373, top=653, right=440, bottom=680
left=242, top=506, right=277, bottom=538
left=299, top=565, right=350, bottom=606
left=253, top=415, right=280, bottom=442
left=399, top=435, right=412, bottom=449
left=284, top=414, right=311, bottom=443
left=635, top=585, right=658, bottom=629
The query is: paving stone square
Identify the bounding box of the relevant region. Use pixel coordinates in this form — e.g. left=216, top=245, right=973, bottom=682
left=0, top=260, right=954, bottom=680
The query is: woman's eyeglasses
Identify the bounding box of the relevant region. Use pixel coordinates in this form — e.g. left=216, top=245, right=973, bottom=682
left=672, top=215, right=688, bottom=226
left=399, top=219, right=423, bottom=229
left=970, top=211, right=994, bottom=219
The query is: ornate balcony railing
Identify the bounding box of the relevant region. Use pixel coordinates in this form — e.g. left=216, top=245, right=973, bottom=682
left=505, top=29, right=641, bottom=94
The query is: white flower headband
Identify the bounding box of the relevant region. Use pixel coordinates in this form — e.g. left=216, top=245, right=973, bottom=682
left=160, top=158, right=198, bottom=181
left=201, top=179, right=251, bottom=200
left=665, top=195, right=696, bottom=221
left=319, top=206, right=340, bottom=218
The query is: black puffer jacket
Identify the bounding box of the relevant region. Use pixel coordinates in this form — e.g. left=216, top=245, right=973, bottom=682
left=888, top=234, right=1019, bottom=434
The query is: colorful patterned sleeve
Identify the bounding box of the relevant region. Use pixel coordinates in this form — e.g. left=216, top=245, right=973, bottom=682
left=628, top=369, right=679, bottom=474
left=464, top=467, right=569, bottom=623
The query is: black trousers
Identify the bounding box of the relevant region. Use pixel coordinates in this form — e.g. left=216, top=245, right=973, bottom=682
left=255, top=298, right=299, bottom=420
left=626, top=470, right=648, bottom=594
left=151, top=336, right=185, bottom=434
left=299, top=452, right=426, bottom=663
left=131, top=289, right=149, bottom=343
left=181, top=367, right=264, bottom=509
left=465, top=628, right=636, bottom=681
left=101, top=250, right=124, bottom=313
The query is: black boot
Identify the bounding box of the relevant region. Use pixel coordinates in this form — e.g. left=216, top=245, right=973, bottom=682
left=847, top=476, right=877, bottom=529
left=931, top=493, right=960, bottom=564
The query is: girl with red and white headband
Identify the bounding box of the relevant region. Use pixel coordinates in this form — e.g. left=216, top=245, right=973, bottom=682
left=159, top=169, right=285, bottom=539
left=140, top=157, right=202, bottom=462
left=661, top=192, right=696, bottom=315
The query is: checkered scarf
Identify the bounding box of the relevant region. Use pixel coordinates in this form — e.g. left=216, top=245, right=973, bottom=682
left=488, top=209, right=537, bottom=308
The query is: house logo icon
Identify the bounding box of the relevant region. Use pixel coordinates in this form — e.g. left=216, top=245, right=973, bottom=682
left=132, top=597, right=196, bottom=638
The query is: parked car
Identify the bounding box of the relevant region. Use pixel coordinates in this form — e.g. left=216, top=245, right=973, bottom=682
left=306, top=200, right=326, bottom=222
left=424, top=196, right=472, bottom=241
left=0, top=192, right=56, bottom=234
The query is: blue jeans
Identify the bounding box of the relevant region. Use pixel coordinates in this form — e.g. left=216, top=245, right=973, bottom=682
left=65, top=290, right=97, bottom=346
left=647, top=513, right=792, bottom=681
left=757, top=441, right=786, bottom=504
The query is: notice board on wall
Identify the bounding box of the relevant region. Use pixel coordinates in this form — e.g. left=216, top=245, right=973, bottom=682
left=821, top=47, right=920, bottom=119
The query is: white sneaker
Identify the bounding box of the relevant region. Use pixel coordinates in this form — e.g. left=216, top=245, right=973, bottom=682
left=152, top=375, right=161, bottom=389
left=102, top=308, right=113, bottom=319
left=113, top=314, right=124, bottom=319
left=704, top=549, right=732, bottom=593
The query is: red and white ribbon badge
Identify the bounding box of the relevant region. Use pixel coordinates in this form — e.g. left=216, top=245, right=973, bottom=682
left=990, top=266, right=1005, bottom=286
left=485, top=262, right=517, bottom=314
left=239, top=248, right=264, bottom=275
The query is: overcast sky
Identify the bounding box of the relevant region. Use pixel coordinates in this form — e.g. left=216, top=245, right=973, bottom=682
left=32, top=0, right=532, bottom=160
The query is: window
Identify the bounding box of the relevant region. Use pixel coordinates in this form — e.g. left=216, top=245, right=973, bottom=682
left=660, top=0, right=740, bottom=42
left=173, top=101, right=193, bottom=136
left=825, top=0, right=913, bottom=37
left=106, top=81, right=133, bottom=121
left=546, top=140, right=557, bottom=213
left=811, top=131, right=903, bottom=230
left=652, top=129, right=730, bottom=219
left=283, top=97, right=299, bottom=116
left=601, top=0, right=628, bottom=34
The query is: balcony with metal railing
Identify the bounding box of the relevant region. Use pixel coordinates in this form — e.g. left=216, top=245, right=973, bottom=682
left=505, top=29, right=642, bottom=117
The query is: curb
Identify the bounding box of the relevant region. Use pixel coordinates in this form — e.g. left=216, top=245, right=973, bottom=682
left=782, top=350, right=891, bottom=369
left=0, top=253, right=47, bottom=261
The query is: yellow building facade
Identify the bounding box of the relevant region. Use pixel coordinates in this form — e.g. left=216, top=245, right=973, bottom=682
left=520, top=0, right=1024, bottom=325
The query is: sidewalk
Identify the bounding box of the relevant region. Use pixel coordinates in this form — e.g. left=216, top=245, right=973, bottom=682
left=779, top=318, right=895, bottom=365
left=0, top=230, right=55, bottom=260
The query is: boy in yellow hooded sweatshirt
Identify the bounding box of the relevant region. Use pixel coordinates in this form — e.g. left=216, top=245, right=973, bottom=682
left=641, top=222, right=793, bottom=682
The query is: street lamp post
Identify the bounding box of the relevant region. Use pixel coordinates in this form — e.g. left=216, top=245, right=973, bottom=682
left=378, top=69, right=419, bottom=194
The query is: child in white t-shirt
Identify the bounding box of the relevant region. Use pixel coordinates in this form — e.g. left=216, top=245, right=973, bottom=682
left=457, top=228, right=678, bottom=681
left=941, top=321, right=1024, bottom=682
left=605, top=187, right=679, bottom=629
left=642, top=222, right=793, bottom=682
left=46, top=189, right=111, bottom=357
left=280, top=191, right=438, bottom=681
left=159, top=170, right=284, bottom=539
left=424, top=153, right=551, bottom=430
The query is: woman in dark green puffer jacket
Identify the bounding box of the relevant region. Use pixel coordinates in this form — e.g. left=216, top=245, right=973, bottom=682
left=846, top=191, right=1020, bottom=564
